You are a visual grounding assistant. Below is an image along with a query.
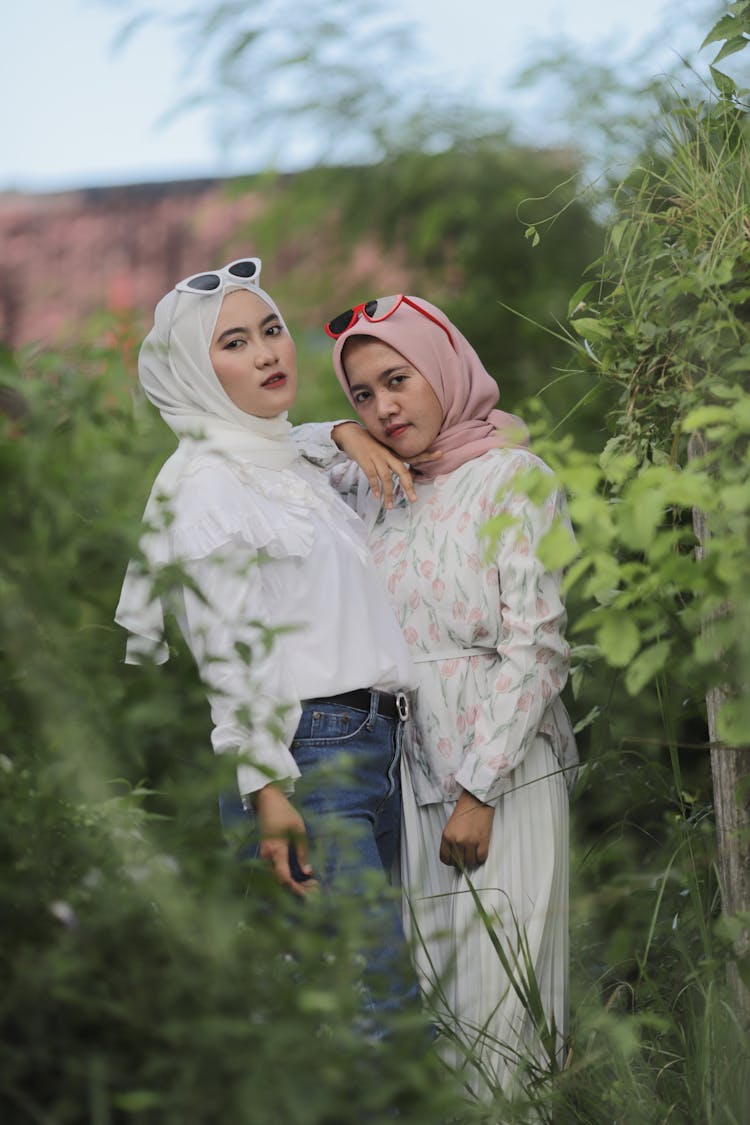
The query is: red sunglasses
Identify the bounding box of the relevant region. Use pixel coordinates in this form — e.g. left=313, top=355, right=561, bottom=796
left=325, top=294, right=454, bottom=348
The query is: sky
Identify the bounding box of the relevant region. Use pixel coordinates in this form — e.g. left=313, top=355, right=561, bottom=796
left=2, top=0, right=722, bottom=194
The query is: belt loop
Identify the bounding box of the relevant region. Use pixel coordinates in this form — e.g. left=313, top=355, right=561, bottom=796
left=367, top=690, right=379, bottom=731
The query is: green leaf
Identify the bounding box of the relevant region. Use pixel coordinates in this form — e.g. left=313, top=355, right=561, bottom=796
left=719, top=484, right=750, bottom=512
left=733, top=397, right=750, bottom=431
left=596, top=612, right=640, bottom=668
left=567, top=281, right=595, bottom=317
left=712, top=34, right=750, bottom=65
left=724, top=355, right=750, bottom=373
left=624, top=641, right=671, bottom=695
left=569, top=495, right=615, bottom=548
left=538, top=520, right=579, bottom=569
left=682, top=405, right=734, bottom=432
left=717, top=695, right=750, bottom=745
left=570, top=644, right=601, bottom=663
left=563, top=462, right=602, bottom=494
left=479, top=512, right=518, bottom=553
left=667, top=473, right=717, bottom=511
left=709, top=257, right=735, bottom=286
left=609, top=218, right=630, bottom=254
left=584, top=553, right=623, bottom=604
left=508, top=466, right=558, bottom=504
left=570, top=317, right=613, bottom=341
left=298, top=989, right=342, bottom=1014
left=234, top=641, right=253, bottom=665
left=571, top=662, right=587, bottom=700
left=710, top=65, right=738, bottom=96
left=561, top=554, right=594, bottom=595
left=617, top=487, right=666, bottom=553
left=700, top=14, right=740, bottom=50
left=708, top=380, right=748, bottom=396
left=715, top=911, right=750, bottom=948
left=572, top=705, right=601, bottom=734
left=599, top=447, right=637, bottom=487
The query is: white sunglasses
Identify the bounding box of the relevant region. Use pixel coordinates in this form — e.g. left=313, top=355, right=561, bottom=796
left=175, top=257, right=262, bottom=294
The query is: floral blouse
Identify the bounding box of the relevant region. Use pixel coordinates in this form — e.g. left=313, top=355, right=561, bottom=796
left=328, top=446, right=578, bottom=807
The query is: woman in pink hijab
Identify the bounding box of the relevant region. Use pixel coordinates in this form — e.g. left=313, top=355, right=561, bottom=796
left=323, top=294, right=579, bottom=1105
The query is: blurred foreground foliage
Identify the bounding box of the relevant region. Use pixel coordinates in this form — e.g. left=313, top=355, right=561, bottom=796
left=0, top=343, right=460, bottom=1124
left=510, top=6, right=750, bottom=1119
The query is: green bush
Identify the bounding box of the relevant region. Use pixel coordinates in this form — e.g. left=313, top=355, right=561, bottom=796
left=0, top=341, right=465, bottom=1124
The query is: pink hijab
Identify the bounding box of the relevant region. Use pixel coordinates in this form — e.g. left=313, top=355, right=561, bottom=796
left=331, top=297, right=529, bottom=480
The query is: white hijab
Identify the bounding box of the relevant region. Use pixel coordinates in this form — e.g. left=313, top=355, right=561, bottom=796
left=139, top=272, right=297, bottom=465
left=116, top=262, right=300, bottom=662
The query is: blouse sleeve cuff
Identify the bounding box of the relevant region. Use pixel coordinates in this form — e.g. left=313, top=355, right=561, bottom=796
left=292, top=421, right=353, bottom=467
left=213, top=722, right=302, bottom=799
left=235, top=758, right=299, bottom=799
left=454, top=759, right=510, bottom=805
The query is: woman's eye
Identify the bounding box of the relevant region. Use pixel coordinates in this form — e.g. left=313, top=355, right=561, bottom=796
left=353, top=391, right=371, bottom=405
left=225, top=338, right=244, bottom=350
left=389, top=374, right=407, bottom=388
left=267, top=324, right=282, bottom=337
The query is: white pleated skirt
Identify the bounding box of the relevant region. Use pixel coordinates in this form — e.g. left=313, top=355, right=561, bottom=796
left=400, top=735, right=569, bottom=1103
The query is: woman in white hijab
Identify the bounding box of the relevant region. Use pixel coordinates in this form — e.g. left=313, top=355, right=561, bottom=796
left=116, top=258, right=420, bottom=1024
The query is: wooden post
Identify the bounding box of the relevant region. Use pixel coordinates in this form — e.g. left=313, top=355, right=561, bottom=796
left=688, top=433, right=750, bottom=1028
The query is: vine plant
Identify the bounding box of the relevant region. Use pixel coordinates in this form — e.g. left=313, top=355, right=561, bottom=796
left=520, top=0, right=750, bottom=1023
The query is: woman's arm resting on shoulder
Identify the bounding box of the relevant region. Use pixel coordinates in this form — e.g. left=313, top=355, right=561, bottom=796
left=331, top=421, right=442, bottom=507
left=331, top=421, right=416, bottom=506
left=439, top=788, right=495, bottom=870
left=253, top=784, right=318, bottom=896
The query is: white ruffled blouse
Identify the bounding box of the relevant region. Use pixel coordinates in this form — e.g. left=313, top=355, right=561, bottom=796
left=116, top=432, right=414, bottom=798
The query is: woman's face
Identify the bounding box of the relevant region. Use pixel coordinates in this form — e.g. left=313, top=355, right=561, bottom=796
left=209, top=289, right=297, bottom=417
left=343, top=337, right=444, bottom=460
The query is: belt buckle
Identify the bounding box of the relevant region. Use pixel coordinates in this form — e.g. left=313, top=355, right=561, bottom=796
left=395, top=691, right=410, bottom=722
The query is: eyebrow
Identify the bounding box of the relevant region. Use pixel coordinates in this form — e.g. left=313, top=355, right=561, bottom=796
left=348, top=366, right=407, bottom=394
left=215, top=313, right=279, bottom=344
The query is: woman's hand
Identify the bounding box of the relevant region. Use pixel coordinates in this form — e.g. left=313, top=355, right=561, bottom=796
left=332, top=421, right=441, bottom=507
left=439, top=789, right=495, bottom=871
left=253, top=785, right=318, bottom=896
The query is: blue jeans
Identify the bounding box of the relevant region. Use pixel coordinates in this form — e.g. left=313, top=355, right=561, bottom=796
left=220, top=693, right=421, bottom=1033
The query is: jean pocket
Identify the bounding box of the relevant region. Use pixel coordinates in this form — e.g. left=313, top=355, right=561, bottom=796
left=292, top=705, right=371, bottom=747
